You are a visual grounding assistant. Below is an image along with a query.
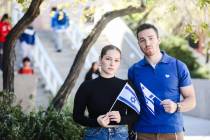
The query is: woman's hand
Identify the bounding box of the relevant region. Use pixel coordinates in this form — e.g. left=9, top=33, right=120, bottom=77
left=107, top=111, right=121, bottom=123
left=97, top=114, right=110, bottom=127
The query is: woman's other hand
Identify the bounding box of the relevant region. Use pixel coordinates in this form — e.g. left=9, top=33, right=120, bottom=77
left=107, top=111, right=121, bottom=123
left=97, top=114, right=110, bottom=127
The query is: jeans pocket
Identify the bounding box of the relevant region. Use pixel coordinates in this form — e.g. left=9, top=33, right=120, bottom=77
left=84, top=128, right=102, bottom=137
left=118, top=132, right=128, bottom=139
left=116, top=127, right=128, bottom=139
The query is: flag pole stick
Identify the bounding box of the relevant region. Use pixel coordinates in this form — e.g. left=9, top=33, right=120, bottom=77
left=155, top=96, right=162, bottom=102
left=108, top=97, right=118, bottom=112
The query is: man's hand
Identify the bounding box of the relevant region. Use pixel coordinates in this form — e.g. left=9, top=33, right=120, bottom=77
left=161, top=99, right=177, bottom=113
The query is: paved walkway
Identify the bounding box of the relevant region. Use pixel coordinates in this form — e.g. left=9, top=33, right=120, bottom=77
left=184, top=115, right=210, bottom=139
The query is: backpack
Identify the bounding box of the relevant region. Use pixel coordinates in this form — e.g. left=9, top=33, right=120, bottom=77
left=56, top=11, right=69, bottom=28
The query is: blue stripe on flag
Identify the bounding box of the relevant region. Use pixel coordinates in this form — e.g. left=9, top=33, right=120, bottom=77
left=125, top=86, right=140, bottom=105
left=145, top=96, right=154, bottom=104
left=118, top=96, right=140, bottom=114
left=145, top=96, right=155, bottom=115
left=146, top=105, right=155, bottom=115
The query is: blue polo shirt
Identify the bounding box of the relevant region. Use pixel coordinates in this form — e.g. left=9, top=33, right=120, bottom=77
left=128, top=52, right=192, bottom=133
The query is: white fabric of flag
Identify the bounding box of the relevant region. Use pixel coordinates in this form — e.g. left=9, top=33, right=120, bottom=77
left=117, top=83, right=141, bottom=114
left=140, top=83, right=161, bottom=115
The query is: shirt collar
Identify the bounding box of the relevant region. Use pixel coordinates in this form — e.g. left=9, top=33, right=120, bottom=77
left=140, top=51, right=170, bottom=66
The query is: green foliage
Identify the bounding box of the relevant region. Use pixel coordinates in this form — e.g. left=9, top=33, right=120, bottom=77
left=0, top=91, right=84, bottom=140
left=200, top=22, right=209, bottom=30
left=145, top=0, right=156, bottom=5
left=168, top=4, right=177, bottom=12
left=124, top=13, right=144, bottom=32
left=17, top=0, right=25, bottom=4
left=16, top=0, right=32, bottom=11
left=198, top=0, right=210, bottom=8
left=160, top=36, right=210, bottom=79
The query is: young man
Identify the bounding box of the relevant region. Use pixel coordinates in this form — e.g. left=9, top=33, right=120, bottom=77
left=128, top=23, right=196, bottom=140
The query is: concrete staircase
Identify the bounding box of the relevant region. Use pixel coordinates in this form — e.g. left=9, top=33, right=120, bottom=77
left=36, top=28, right=133, bottom=96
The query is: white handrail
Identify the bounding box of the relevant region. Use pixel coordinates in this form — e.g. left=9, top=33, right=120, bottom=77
left=12, top=1, right=142, bottom=96
left=12, top=2, right=63, bottom=95
left=66, top=21, right=84, bottom=50
left=34, top=36, right=63, bottom=95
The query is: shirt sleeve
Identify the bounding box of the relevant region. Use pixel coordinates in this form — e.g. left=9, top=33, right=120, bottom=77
left=177, top=60, right=192, bottom=87
left=128, top=66, right=134, bottom=82
left=73, top=82, right=100, bottom=127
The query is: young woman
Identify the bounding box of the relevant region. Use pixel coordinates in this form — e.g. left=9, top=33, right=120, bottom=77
left=73, top=45, right=138, bottom=140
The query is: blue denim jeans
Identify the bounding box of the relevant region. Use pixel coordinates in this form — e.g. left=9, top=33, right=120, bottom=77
left=83, top=125, right=128, bottom=140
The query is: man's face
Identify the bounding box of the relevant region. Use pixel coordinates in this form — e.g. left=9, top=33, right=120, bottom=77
left=137, top=28, right=160, bottom=57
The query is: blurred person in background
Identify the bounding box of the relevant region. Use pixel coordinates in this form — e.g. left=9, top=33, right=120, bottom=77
left=19, top=25, right=36, bottom=61
left=50, top=6, right=69, bottom=52
left=18, top=57, right=34, bottom=75
left=84, top=61, right=100, bottom=81
left=0, top=13, right=12, bottom=70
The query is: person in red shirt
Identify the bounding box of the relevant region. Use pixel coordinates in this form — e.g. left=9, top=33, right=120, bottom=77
left=0, top=13, right=12, bottom=70
left=0, top=13, right=11, bottom=51
left=18, top=57, right=34, bottom=75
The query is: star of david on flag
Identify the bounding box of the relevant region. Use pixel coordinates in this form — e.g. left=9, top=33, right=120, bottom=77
left=140, top=83, right=162, bottom=116
left=115, top=83, right=141, bottom=114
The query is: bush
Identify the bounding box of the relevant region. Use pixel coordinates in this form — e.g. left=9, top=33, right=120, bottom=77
left=0, top=91, right=84, bottom=140
left=160, top=36, right=210, bottom=79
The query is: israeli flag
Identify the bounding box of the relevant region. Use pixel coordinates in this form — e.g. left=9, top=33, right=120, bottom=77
left=117, top=83, right=141, bottom=114
left=140, top=83, right=162, bottom=115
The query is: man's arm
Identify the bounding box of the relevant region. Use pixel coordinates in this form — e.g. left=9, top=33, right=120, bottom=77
left=178, top=84, right=196, bottom=112
left=161, top=84, right=196, bottom=113
left=161, top=60, right=196, bottom=113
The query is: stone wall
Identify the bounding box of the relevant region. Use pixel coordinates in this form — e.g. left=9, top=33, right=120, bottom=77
left=184, top=79, right=210, bottom=120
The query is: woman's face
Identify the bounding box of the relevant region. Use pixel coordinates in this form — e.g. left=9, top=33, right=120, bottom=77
left=99, top=49, right=121, bottom=78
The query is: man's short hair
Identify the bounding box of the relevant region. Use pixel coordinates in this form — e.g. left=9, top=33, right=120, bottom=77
left=136, top=23, right=159, bottom=38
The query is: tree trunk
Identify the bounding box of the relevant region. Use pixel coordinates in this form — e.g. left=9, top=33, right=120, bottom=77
left=50, top=5, right=146, bottom=110
left=3, top=0, right=44, bottom=92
